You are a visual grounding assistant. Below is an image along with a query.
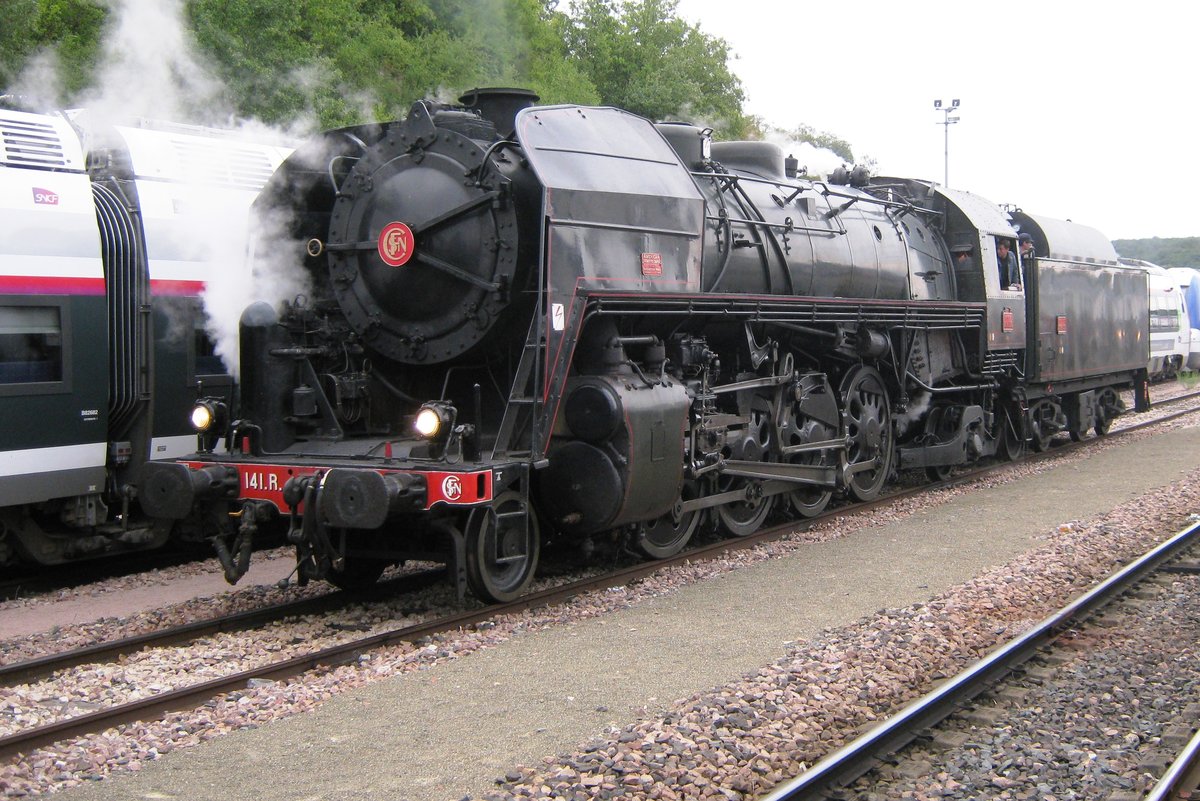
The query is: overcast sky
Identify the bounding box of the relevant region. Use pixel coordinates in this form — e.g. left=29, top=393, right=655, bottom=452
left=674, top=0, right=1193, bottom=240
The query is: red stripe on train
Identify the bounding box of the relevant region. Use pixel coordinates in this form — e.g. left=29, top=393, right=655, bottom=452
left=150, top=279, right=206, bottom=296
left=0, top=276, right=207, bottom=297
left=0, top=276, right=105, bottom=295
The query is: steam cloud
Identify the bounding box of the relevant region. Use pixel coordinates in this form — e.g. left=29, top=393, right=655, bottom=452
left=762, top=130, right=847, bottom=180
left=10, top=0, right=319, bottom=377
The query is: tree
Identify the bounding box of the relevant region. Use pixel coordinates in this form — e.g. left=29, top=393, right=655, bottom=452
left=187, top=0, right=488, bottom=127
left=1, top=0, right=108, bottom=101
left=561, top=0, right=750, bottom=137
left=1113, top=238, right=1200, bottom=268
left=783, top=123, right=855, bottom=164
left=420, top=0, right=598, bottom=106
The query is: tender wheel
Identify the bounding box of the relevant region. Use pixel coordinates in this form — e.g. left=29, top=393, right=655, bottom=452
left=717, top=482, right=775, bottom=537
left=637, top=482, right=700, bottom=559
left=840, top=366, right=894, bottom=502
left=1095, top=389, right=1118, bottom=435
left=1068, top=426, right=1086, bottom=442
left=997, top=403, right=1025, bottom=462
left=1030, top=401, right=1055, bottom=452
left=326, top=557, right=389, bottom=591
left=465, top=491, right=540, bottom=603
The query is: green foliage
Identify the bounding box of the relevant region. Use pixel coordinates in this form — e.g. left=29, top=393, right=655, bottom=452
left=1112, top=237, right=1200, bottom=269
left=561, top=0, right=750, bottom=137
left=425, top=0, right=599, bottom=106
left=1178, top=370, right=1200, bottom=390
left=775, top=122, right=855, bottom=164
left=2, top=0, right=759, bottom=142
left=186, top=0, right=492, bottom=127
left=1, top=0, right=108, bottom=98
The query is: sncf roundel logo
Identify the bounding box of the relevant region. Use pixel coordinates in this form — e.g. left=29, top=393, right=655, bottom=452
left=441, top=475, right=462, bottom=501
left=377, top=221, right=415, bottom=267
left=32, top=188, right=59, bottom=206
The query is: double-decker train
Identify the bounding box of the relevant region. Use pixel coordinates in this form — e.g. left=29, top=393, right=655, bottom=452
left=139, top=89, right=1152, bottom=601
left=0, top=101, right=290, bottom=567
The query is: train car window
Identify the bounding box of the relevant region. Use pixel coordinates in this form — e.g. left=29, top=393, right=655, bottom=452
left=1150, top=300, right=1180, bottom=332
left=193, top=322, right=227, bottom=377
left=0, top=305, right=63, bottom=384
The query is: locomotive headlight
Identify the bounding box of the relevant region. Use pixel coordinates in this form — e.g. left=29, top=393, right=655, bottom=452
left=414, top=402, right=455, bottom=440
left=190, top=399, right=227, bottom=433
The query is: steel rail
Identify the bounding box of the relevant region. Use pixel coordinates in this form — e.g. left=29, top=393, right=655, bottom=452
left=759, top=518, right=1200, bottom=801
left=1145, top=725, right=1200, bottom=801
left=1, top=392, right=1197, bottom=764
left=0, top=569, right=447, bottom=687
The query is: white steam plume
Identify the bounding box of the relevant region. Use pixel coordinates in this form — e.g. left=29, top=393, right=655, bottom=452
left=762, top=130, right=846, bottom=180
left=79, top=0, right=229, bottom=125
left=11, top=0, right=327, bottom=377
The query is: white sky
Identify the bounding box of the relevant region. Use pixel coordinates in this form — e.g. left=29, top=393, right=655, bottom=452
left=675, top=0, right=1196, bottom=240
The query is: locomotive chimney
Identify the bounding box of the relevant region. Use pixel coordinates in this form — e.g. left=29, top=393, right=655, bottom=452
left=458, top=87, right=539, bottom=137
left=239, top=302, right=295, bottom=453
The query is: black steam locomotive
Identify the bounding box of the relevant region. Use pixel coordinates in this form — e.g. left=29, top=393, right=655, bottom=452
left=140, top=89, right=1150, bottom=602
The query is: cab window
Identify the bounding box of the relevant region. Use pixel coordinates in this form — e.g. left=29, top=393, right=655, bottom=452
left=0, top=305, right=63, bottom=384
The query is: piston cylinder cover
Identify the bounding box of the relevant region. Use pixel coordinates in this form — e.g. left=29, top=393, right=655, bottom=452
left=539, top=375, right=689, bottom=535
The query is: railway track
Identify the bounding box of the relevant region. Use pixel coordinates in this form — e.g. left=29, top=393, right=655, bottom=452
left=1148, top=725, right=1200, bottom=800
left=1, top=391, right=1197, bottom=765
left=760, top=517, right=1200, bottom=800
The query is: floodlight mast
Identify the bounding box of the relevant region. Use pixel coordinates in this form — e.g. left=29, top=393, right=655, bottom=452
left=933, top=98, right=960, bottom=186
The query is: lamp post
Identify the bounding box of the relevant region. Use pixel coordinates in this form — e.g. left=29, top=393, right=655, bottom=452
left=933, top=98, right=960, bottom=186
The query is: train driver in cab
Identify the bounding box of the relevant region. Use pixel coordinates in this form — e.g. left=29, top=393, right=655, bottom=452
left=996, top=237, right=1021, bottom=291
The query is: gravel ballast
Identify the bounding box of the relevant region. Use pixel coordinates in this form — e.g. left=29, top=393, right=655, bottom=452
left=23, top=420, right=1197, bottom=801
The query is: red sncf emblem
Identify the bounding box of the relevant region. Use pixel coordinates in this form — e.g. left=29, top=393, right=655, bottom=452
left=377, top=221, right=415, bottom=267
left=32, top=188, right=59, bottom=206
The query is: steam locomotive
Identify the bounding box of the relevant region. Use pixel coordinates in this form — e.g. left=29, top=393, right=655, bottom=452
left=0, top=102, right=290, bottom=567
left=139, top=89, right=1151, bottom=602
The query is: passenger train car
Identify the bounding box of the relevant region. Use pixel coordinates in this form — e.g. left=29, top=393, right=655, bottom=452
left=1121, top=258, right=1194, bottom=379
left=139, top=91, right=1152, bottom=601
left=1166, top=266, right=1200, bottom=371
left=0, top=103, right=290, bottom=566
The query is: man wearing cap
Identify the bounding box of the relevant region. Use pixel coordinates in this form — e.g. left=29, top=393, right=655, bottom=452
left=1018, top=232, right=1035, bottom=262
left=951, top=243, right=974, bottom=272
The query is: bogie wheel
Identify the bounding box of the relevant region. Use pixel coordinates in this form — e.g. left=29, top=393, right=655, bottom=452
left=465, top=491, right=540, bottom=603
left=921, top=407, right=954, bottom=482
left=840, top=366, right=894, bottom=502
left=326, top=557, right=390, bottom=591
left=925, top=465, right=953, bottom=482
left=997, top=403, right=1025, bottom=462
left=637, top=482, right=701, bottom=559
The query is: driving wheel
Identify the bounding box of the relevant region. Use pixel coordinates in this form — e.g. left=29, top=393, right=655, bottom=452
left=840, top=366, right=894, bottom=501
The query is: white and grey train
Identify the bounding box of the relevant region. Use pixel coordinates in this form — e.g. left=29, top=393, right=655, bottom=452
left=0, top=100, right=290, bottom=567
left=1121, top=258, right=1200, bottom=380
